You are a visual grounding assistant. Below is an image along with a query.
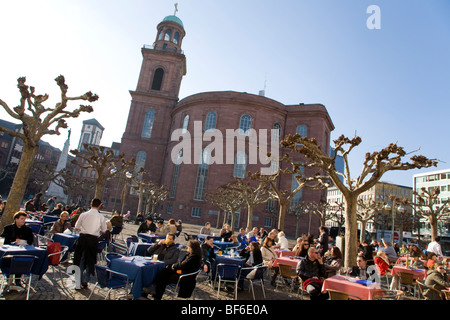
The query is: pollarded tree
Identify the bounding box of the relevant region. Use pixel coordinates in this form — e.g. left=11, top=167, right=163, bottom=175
left=281, top=134, right=438, bottom=268
left=70, top=143, right=138, bottom=200
left=0, top=76, right=97, bottom=227
left=396, top=187, right=450, bottom=242
left=356, top=198, right=383, bottom=243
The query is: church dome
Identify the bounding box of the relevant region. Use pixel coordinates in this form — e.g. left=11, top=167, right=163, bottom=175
left=162, top=15, right=184, bottom=28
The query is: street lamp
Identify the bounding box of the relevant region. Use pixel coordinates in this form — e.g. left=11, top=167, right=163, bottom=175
left=306, top=209, right=311, bottom=234
left=121, top=171, right=133, bottom=215
left=384, top=201, right=405, bottom=243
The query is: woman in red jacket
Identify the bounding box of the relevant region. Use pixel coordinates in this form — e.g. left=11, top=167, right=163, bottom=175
left=374, top=250, right=391, bottom=275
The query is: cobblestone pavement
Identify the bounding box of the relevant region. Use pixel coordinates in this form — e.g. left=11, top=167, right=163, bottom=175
left=0, top=215, right=303, bottom=301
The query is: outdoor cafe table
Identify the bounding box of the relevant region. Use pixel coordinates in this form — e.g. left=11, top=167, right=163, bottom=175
left=213, top=241, right=238, bottom=251
left=137, top=233, right=165, bottom=243
left=197, top=234, right=222, bottom=242
left=25, top=219, right=44, bottom=235
left=272, top=256, right=303, bottom=268
left=128, top=242, right=153, bottom=257
left=0, top=244, right=49, bottom=279
left=109, top=256, right=165, bottom=300
left=275, top=249, right=295, bottom=257
left=42, top=215, right=60, bottom=224
left=52, top=233, right=79, bottom=252
left=391, top=265, right=427, bottom=281
left=322, top=275, right=382, bottom=300
left=211, top=254, right=245, bottom=281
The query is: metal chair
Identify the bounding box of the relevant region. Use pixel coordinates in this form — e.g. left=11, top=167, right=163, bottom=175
left=416, top=279, right=444, bottom=300
left=0, top=255, right=38, bottom=300
left=398, top=272, right=418, bottom=297
left=166, top=269, right=202, bottom=300
left=328, top=289, right=362, bottom=300
left=372, top=289, right=404, bottom=300
left=47, top=245, right=74, bottom=298
left=109, top=241, right=128, bottom=255
left=441, top=289, right=450, bottom=300
left=88, top=264, right=130, bottom=300
left=110, top=225, right=124, bottom=241
left=105, top=253, right=124, bottom=267
left=241, top=265, right=267, bottom=300
left=215, top=263, right=241, bottom=300
left=97, top=240, right=108, bottom=264
left=125, top=236, right=139, bottom=255
left=275, top=263, right=298, bottom=292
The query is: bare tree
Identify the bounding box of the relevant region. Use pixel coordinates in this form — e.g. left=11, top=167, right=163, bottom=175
left=281, top=133, right=438, bottom=267
left=70, top=143, right=138, bottom=199
left=226, top=178, right=272, bottom=229
left=397, top=187, right=450, bottom=241
left=0, top=76, right=97, bottom=227
left=356, top=198, right=383, bottom=243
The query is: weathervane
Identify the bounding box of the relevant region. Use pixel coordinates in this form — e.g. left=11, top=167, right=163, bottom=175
left=174, top=3, right=178, bottom=16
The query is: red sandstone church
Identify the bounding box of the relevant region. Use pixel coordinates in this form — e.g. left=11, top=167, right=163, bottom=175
left=116, top=14, right=334, bottom=236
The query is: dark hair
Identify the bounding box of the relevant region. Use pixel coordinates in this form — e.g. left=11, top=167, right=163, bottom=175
left=263, top=237, right=273, bottom=248
left=91, top=198, right=102, bottom=208
left=435, top=237, right=441, bottom=243
left=13, top=211, right=28, bottom=220
left=188, top=240, right=202, bottom=256
left=250, top=241, right=261, bottom=252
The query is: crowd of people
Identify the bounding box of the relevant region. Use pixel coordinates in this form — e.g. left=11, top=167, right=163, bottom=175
left=1, top=191, right=449, bottom=301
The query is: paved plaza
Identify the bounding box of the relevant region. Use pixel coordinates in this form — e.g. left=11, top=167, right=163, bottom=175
left=0, top=216, right=301, bottom=301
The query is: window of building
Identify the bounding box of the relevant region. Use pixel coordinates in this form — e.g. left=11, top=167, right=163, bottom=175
left=205, top=112, right=217, bottom=131
left=290, top=167, right=305, bottom=207
left=151, top=68, right=164, bottom=90
left=193, top=148, right=210, bottom=200
left=170, top=150, right=182, bottom=198
left=173, top=31, right=179, bottom=44
left=239, top=114, right=252, bottom=135
left=191, top=207, right=202, bottom=218
left=167, top=203, right=173, bottom=214
left=164, top=29, right=172, bottom=41
left=158, top=29, right=164, bottom=40
left=233, top=151, right=247, bottom=178
left=141, top=110, right=155, bottom=138
left=182, top=114, right=189, bottom=133
left=135, top=151, right=147, bottom=176
left=272, top=123, right=281, bottom=143
left=296, top=124, right=307, bottom=137
left=264, top=217, right=273, bottom=228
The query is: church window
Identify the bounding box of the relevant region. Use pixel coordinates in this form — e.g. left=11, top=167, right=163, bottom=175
left=141, top=110, right=155, bottom=138
left=205, top=112, right=217, bottom=131
left=151, top=68, right=164, bottom=90
left=173, top=32, right=179, bottom=44
left=233, top=151, right=247, bottom=178
left=164, top=29, right=172, bottom=41
left=193, top=148, right=210, bottom=200
left=239, top=114, right=252, bottom=135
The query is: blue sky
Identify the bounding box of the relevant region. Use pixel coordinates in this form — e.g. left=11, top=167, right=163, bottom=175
left=0, top=0, right=449, bottom=188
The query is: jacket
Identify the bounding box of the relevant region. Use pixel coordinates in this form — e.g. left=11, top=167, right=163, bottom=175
left=424, top=269, right=450, bottom=300
left=296, top=256, right=326, bottom=281
left=147, top=243, right=180, bottom=265
left=172, top=252, right=202, bottom=298
left=1, top=223, right=34, bottom=245
left=240, top=249, right=263, bottom=266
left=50, top=219, right=72, bottom=234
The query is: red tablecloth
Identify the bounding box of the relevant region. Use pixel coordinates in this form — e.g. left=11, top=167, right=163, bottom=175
left=322, top=275, right=381, bottom=300
left=391, top=265, right=426, bottom=280
left=275, top=249, right=295, bottom=257
left=272, top=256, right=303, bottom=268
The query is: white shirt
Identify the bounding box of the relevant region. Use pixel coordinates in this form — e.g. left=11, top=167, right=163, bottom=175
left=75, top=208, right=107, bottom=237
left=277, top=236, right=289, bottom=250
left=427, top=241, right=443, bottom=256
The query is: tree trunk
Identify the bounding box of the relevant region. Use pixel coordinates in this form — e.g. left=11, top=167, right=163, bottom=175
left=247, top=205, right=254, bottom=229
left=0, top=144, right=39, bottom=230
left=344, top=195, right=358, bottom=268
left=94, top=176, right=106, bottom=199
left=278, top=202, right=287, bottom=230
left=360, top=220, right=367, bottom=243
left=429, top=214, right=438, bottom=242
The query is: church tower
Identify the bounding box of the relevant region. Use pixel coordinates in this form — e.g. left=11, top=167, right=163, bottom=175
left=120, top=12, right=186, bottom=183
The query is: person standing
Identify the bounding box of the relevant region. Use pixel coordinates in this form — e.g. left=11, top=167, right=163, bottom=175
left=427, top=237, right=443, bottom=257
left=73, top=198, right=107, bottom=288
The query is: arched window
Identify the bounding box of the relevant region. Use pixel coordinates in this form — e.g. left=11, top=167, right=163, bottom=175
left=135, top=151, right=147, bottom=174
left=290, top=166, right=305, bottom=207
left=173, top=31, right=179, bottom=44
left=272, top=123, right=281, bottom=143
left=182, top=114, right=189, bottom=133
left=296, top=124, right=307, bottom=137
left=158, top=29, right=164, bottom=40
left=170, top=150, right=182, bottom=198
left=205, top=112, right=217, bottom=131
left=233, top=151, right=247, bottom=178
left=193, top=148, right=210, bottom=200
left=239, top=114, right=252, bottom=135
left=151, top=68, right=164, bottom=90
left=164, top=29, right=172, bottom=41
left=141, top=110, right=155, bottom=138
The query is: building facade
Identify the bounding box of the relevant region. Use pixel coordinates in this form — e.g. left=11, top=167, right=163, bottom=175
left=116, top=14, right=335, bottom=236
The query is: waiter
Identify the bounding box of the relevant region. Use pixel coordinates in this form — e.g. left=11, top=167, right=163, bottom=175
left=74, top=198, right=107, bottom=288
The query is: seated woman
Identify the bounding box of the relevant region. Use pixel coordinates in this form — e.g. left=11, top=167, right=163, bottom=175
left=424, top=262, right=450, bottom=300
left=152, top=240, right=202, bottom=300
left=292, top=238, right=310, bottom=258
left=374, top=250, right=391, bottom=276
left=323, top=246, right=343, bottom=278
left=426, top=252, right=438, bottom=269
left=239, top=241, right=263, bottom=267
left=50, top=211, right=73, bottom=234
left=220, top=224, right=233, bottom=242
left=276, top=231, right=289, bottom=250
left=261, top=237, right=279, bottom=286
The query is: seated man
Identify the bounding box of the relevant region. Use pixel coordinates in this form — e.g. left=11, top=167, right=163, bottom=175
left=297, top=247, right=328, bottom=300
left=1, top=211, right=34, bottom=245
left=155, top=221, right=170, bottom=236
left=137, top=216, right=157, bottom=234
left=349, top=256, right=370, bottom=280
left=201, top=236, right=216, bottom=273
left=147, top=233, right=180, bottom=266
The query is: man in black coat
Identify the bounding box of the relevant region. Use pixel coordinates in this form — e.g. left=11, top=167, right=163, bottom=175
left=1, top=211, right=34, bottom=245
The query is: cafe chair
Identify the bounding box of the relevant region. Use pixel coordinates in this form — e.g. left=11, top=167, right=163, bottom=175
left=88, top=264, right=130, bottom=300
left=441, top=290, right=450, bottom=300
left=215, top=263, right=242, bottom=300
left=416, top=280, right=444, bottom=300
left=241, top=265, right=267, bottom=300
left=110, top=225, right=124, bottom=241
left=166, top=269, right=202, bottom=300
left=0, top=255, right=39, bottom=300
left=26, top=221, right=44, bottom=235
left=109, top=241, right=128, bottom=256
left=47, top=246, right=74, bottom=298
left=125, top=236, right=139, bottom=255
left=105, top=252, right=124, bottom=267
left=97, top=240, right=108, bottom=264
left=398, top=272, right=418, bottom=297
left=200, top=260, right=214, bottom=287
left=328, top=289, right=362, bottom=300
left=276, top=263, right=298, bottom=293
left=372, top=289, right=404, bottom=300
